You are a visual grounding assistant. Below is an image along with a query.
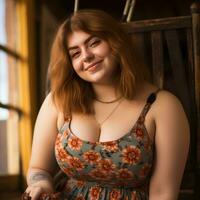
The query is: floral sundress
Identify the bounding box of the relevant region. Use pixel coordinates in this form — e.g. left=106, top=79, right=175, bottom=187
left=55, top=90, right=160, bottom=200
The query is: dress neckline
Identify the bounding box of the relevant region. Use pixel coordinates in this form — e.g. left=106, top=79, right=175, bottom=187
left=62, top=89, right=160, bottom=145
left=67, top=117, right=153, bottom=145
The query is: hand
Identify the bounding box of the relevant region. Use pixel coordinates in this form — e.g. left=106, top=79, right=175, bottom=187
left=22, top=191, right=61, bottom=200
left=24, top=181, right=54, bottom=200
left=25, top=185, right=45, bottom=200
left=25, top=168, right=55, bottom=199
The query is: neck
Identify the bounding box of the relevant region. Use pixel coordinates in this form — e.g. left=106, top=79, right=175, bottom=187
left=92, top=83, right=121, bottom=102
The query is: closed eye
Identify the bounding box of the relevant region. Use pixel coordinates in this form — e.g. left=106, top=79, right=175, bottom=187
left=70, top=51, right=80, bottom=59
left=89, top=39, right=101, bottom=48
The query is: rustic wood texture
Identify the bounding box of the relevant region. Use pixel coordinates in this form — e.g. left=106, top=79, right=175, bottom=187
left=123, top=16, right=191, bottom=33
left=151, top=31, right=164, bottom=88
left=191, top=2, right=200, bottom=199
left=124, top=2, right=200, bottom=199
left=191, top=2, right=200, bottom=126
left=164, top=29, right=190, bottom=114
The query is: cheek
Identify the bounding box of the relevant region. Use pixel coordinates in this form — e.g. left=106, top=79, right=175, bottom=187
left=72, top=59, right=82, bottom=72
left=101, top=45, right=112, bottom=57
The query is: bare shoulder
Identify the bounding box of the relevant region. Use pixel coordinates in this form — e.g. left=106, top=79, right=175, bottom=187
left=152, top=89, right=190, bottom=138
left=35, top=93, right=58, bottom=127
left=40, top=93, right=65, bottom=129
left=153, top=89, right=185, bottom=116
left=43, top=92, right=56, bottom=108
left=137, top=81, right=184, bottom=115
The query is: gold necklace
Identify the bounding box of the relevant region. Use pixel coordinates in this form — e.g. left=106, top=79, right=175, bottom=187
left=94, top=98, right=124, bottom=136
left=95, top=96, right=122, bottom=104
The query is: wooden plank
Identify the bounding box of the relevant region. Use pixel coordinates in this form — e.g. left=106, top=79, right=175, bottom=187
left=124, top=16, right=191, bottom=33
left=131, top=33, right=147, bottom=63
left=186, top=28, right=198, bottom=164
left=186, top=28, right=195, bottom=88
left=151, top=31, right=164, bottom=88
left=164, top=30, right=191, bottom=116
left=191, top=2, right=200, bottom=119
left=191, top=2, right=200, bottom=197
left=131, top=33, right=152, bottom=81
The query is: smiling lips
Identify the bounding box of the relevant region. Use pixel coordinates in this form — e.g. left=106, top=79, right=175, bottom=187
left=85, top=60, right=103, bottom=72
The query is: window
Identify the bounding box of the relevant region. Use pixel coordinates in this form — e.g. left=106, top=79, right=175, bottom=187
left=0, top=0, right=36, bottom=190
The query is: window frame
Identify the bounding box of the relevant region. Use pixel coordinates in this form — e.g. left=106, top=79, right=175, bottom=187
left=0, top=0, right=37, bottom=190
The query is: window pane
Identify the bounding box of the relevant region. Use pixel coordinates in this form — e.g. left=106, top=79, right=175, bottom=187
left=0, top=0, right=20, bottom=176
left=0, top=109, right=20, bottom=175
left=0, top=51, right=19, bottom=109
left=0, top=50, right=8, bottom=119
left=0, top=0, right=17, bottom=51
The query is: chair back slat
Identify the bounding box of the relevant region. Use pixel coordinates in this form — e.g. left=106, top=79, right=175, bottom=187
left=164, top=29, right=191, bottom=116
left=123, top=16, right=191, bottom=33
left=151, top=31, right=164, bottom=88
left=123, top=2, right=200, bottom=198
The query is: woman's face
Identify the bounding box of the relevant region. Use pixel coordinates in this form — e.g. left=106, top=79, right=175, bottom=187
left=67, top=30, right=118, bottom=85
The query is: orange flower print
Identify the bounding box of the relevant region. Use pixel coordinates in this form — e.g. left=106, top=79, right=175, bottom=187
left=122, top=146, right=141, bottom=164
left=89, top=186, right=102, bottom=200
left=139, top=164, right=151, bottom=178
left=75, top=194, right=85, bottom=200
left=109, top=189, right=121, bottom=200
left=62, top=167, right=74, bottom=177
left=55, top=135, right=61, bottom=146
left=131, top=191, right=138, bottom=200
left=68, top=157, right=84, bottom=171
left=102, top=141, right=118, bottom=152
left=68, top=136, right=83, bottom=151
left=117, top=168, right=133, bottom=179
left=89, top=169, right=107, bottom=180
left=63, top=129, right=69, bottom=138
left=76, top=180, right=85, bottom=187
left=98, top=159, right=116, bottom=174
left=83, top=151, right=101, bottom=164
left=133, top=127, right=144, bottom=140
left=55, top=146, right=70, bottom=162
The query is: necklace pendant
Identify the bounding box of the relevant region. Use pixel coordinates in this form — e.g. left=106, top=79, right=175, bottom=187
left=97, top=123, right=101, bottom=134
left=97, top=123, right=101, bottom=142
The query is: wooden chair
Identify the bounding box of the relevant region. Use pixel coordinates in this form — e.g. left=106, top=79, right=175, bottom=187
left=123, top=2, right=200, bottom=199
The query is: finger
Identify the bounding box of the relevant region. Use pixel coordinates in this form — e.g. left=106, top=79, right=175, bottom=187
left=29, top=187, right=43, bottom=200
left=25, top=187, right=31, bottom=194
left=21, top=192, right=31, bottom=200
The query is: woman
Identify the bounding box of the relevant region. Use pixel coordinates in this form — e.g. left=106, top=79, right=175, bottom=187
left=24, top=9, right=190, bottom=200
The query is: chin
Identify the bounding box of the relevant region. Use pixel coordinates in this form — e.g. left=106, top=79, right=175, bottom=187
left=83, top=75, right=105, bottom=83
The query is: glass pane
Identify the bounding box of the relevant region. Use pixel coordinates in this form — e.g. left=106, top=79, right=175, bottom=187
left=0, top=0, right=17, bottom=51
left=0, top=0, right=20, bottom=176
left=0, top=109, right=20, bottom=175
left=0, top=50, right=8, bottom=119
left=0, top=51, right=19, bottom=107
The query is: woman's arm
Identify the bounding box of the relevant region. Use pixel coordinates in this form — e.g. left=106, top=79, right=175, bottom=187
left=149, top=91, right=190, bottom=200
left=25, top=93, right=59, bottom=200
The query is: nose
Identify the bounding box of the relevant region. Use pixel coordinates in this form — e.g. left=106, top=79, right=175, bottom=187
left=82, top=49, right=94, bottom=62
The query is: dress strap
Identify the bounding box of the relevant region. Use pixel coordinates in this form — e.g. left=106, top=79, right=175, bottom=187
left=58, top=114, right=71, bottom=133
left=64, top=115, right=71, bottom=122
left=137, top=88, right=161, bottom=124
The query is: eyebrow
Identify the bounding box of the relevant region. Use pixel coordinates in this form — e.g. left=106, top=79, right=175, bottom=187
left=68, top=35, right=96, bottom=51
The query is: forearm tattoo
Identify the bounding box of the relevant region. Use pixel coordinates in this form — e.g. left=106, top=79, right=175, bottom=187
left=29, top=172, right=52, bottom=185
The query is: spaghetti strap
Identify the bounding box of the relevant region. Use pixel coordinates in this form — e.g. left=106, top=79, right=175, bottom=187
left=58, top=114, right=71, bottom=133
left=137, top=88, right=161, bottom=124
left=64, top=115, right=71, bottom=122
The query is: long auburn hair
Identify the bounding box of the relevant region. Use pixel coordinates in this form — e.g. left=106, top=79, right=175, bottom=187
left=49, top=9, right=145, bottom=115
